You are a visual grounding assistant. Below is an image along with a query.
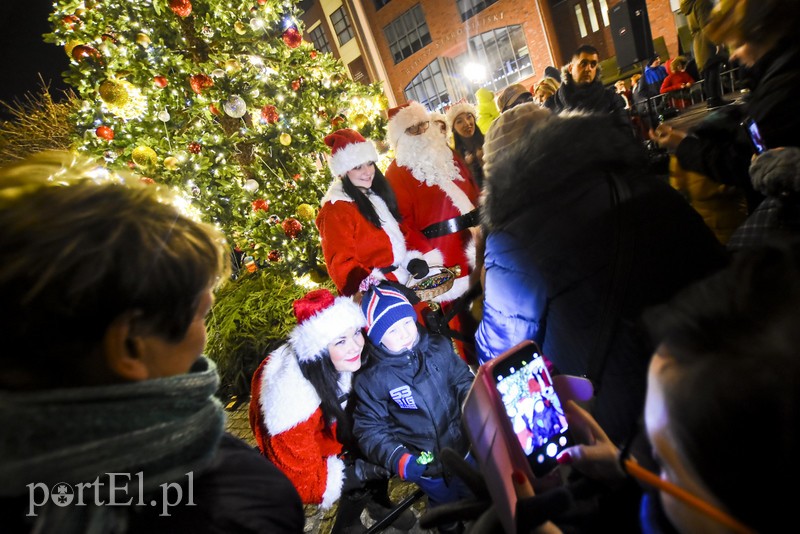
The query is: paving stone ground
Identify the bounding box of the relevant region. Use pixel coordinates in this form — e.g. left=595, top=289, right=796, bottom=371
left=223, top=399, right=436, bottom=533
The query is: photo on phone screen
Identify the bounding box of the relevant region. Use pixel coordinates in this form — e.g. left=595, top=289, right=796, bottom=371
left=745, top=118, right=767, bottom=155
left=491, top=346, right=573, bottom=477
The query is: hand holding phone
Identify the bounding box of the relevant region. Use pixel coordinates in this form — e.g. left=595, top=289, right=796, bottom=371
left=743, top=118, right=767, bottom=155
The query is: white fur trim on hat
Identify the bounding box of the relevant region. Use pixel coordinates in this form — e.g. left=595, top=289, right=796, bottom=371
left=387, top=101, right=430, bottom=151
left=289, top=297, right=366, bottom=362
left=329, top=139, right=379, bottom=177
left=446, top=102, right=476, bottom=132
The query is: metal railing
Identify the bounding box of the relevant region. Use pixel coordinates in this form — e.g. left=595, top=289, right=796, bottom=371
left=639, top=66, right=742, bottom=119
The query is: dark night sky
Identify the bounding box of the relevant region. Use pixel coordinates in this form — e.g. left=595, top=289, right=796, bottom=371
left=0, top=1, right=70, bottom=112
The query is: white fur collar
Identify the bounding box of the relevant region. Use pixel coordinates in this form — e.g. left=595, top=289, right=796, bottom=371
left=259, top=344, right=324, bottom=434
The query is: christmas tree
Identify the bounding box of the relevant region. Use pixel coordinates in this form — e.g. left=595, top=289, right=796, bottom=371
left=45, top=0, right=388, bottom=281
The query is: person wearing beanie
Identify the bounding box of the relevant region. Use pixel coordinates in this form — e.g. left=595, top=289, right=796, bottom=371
left=446, top=100, right=485, bottom=189
left=546, top=45, right=630, bottom=132
left=495, top=83, right=533, bottom=113
left=474, top=87, right=499, bottom=135
left=384, top=101, right=481, bottom=364
left=250, top=288, right=417, bottom=532
left=533, top=76, right=560, bottom=107
left=477, top=105, right=728, bottom=494
left=352, top=283, right=475, bottom=533
left=317, top=127, right=436, bottom=297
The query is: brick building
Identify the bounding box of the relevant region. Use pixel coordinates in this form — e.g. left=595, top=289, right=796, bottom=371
left=299, top=0, right=683, bottom=111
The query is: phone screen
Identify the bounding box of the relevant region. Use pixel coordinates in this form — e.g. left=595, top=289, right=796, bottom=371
left=491, top=345, right=572, bottom=477
left=745, top=118, right=767, bottom=155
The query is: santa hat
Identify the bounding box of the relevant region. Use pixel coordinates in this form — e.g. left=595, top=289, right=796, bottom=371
left=386, top=101, right=430, bottom=150
left=445, top=102, right=477, bottom=133
left=324, top=128, right=379, bottom=178
left=289, top=288, right=366, bottom=362
left=361, top=284, right=417, bottom=345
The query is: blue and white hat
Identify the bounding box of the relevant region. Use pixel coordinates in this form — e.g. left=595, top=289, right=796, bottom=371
left=361, top=285, right=417, bottom=345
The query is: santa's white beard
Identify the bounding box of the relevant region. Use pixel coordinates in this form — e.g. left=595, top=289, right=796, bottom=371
left=395, top=127, right=463, bottom=186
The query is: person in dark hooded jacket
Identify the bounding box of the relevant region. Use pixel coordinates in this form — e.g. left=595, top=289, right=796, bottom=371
left=475, top=104, right=728, bottom=447
left=545, top=45, right=629, bottom=132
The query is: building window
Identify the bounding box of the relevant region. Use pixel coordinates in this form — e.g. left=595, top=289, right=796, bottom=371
left=456, top=25, right=534, bottom=93
left=586, top=0, right=600, bottom=32
left=574, top=4, right=588, bottom=38
left=384, top=4, right=432, bottom=64
left=373, top=0, right=392, bottom=9
left=308, top=25, right=332, bottom=54
left=330, top=6, right=354, bottom=46
left=598, top=0, right=610, bottom=26
left=456, top=0, right=499, bottom=22
left=404, top=59, right=450, bottom=112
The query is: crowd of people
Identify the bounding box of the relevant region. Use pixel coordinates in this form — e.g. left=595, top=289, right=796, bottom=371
left=3, top=0, right=800, bottom=533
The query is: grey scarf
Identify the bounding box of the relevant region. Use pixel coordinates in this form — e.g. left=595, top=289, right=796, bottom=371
left=0, top=356, right=224, bottom=532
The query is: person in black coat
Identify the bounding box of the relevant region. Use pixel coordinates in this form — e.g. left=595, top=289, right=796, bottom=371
left=650, top=0, right=800, bottom=213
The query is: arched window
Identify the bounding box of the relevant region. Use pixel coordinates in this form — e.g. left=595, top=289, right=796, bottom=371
left=404, top=59, right=450, bottom=111
left=455, top=25, right=534, bottom=92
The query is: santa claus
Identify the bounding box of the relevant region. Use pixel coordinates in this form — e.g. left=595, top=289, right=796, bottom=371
left=384, top=101, right=481, bottom=360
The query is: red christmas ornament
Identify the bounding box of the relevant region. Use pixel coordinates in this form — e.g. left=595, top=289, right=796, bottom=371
left=282, top=27, right=302, bottom=49
left=331, top=115, right=345, bottom=128
left=140, top=177, right=155, bottom=185
left=260, top=104, right=279, bottom=124
left=95, top=125, right=114, bottom=140
left=292, top=173, right=301, bottom=181
left=62, top=14, right=81, bottom=29
left=169, top=0, right=192, bottom=17
left=291, top=78, right=302, bottom=91
left=209, top=103, right=221, bottom=116
left=252, top=198, right=270, bottom=212
left=71, top=44, right=101, bottom=63
left=153, top=75, right=168, bottom=88
left=188, top=141, right=202, bottom=154
left=268, top=250, right=281, bottom=262
left=189, top=74, right=213, bottom=94
left=310, top=50, right=317, bottom=59
left=257, top=0, right=267, bottom=4
left=281, top=217, right=302, bottom=239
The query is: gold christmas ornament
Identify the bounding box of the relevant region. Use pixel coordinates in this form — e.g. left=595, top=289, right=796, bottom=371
left=64, top=40, right=81, bottom=57
left=163, top=156, right=180, bottom=170
left=297, top=203, right=315, bottom=220
left=98, top=79, right=129, bottom=107
left=136, top=33, right=151, bottom=46
left=352, top=113, right=368, bottom=129
left=234, top=21, right=247, bottom=35
left=132, top=146, right=158, bottom=167
left=225, top=59, right=242, bottom=72
left=279, top=133, right=292, bottom=146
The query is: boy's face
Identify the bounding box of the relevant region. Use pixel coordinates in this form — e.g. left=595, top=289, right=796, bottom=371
left=380, top=317, right=418, bottom=352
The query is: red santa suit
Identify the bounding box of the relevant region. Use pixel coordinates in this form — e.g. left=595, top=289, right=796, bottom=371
left=248, top=290, right=366, bottom=508
left=384, top=102, right=480, bottom=304
left=317, top=128, right=441, bottom=296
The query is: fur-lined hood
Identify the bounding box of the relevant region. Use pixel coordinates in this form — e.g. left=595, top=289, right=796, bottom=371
left=481, top=111, right=647, bottom=231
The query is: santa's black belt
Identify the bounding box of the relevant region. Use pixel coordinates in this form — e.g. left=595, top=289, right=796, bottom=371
left=421, top=209, right=479, bottom=238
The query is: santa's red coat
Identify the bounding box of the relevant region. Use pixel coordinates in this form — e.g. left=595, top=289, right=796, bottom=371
left=249, top=345, right=346, bottom=508
left=385, top=154, right=480, bottom=302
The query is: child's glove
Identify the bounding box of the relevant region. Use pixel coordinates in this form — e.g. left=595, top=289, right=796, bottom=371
left=397, top=453, right=430, bottom=482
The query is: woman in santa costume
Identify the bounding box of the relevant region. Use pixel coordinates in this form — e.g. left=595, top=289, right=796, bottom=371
left=384, top=101, right=481, bottom=362
left=249, top=289, right=415, bottom=532
left=316, top=128, right=439, bottom=297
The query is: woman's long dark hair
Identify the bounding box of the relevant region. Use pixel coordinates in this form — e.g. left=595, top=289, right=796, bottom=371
left=341, top=165, right=401, bottom=228
left=453, top=124, right=486, bottom=187
left=298, top=350, right=364, bottom=448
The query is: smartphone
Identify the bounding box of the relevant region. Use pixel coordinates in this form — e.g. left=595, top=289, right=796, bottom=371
left=744, top=118, right=767, bottom=155
left=462, top=340, right=574, bottom=534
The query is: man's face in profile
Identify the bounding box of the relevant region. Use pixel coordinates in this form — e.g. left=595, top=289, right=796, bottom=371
left=570, top=53, right=599, bottom=85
